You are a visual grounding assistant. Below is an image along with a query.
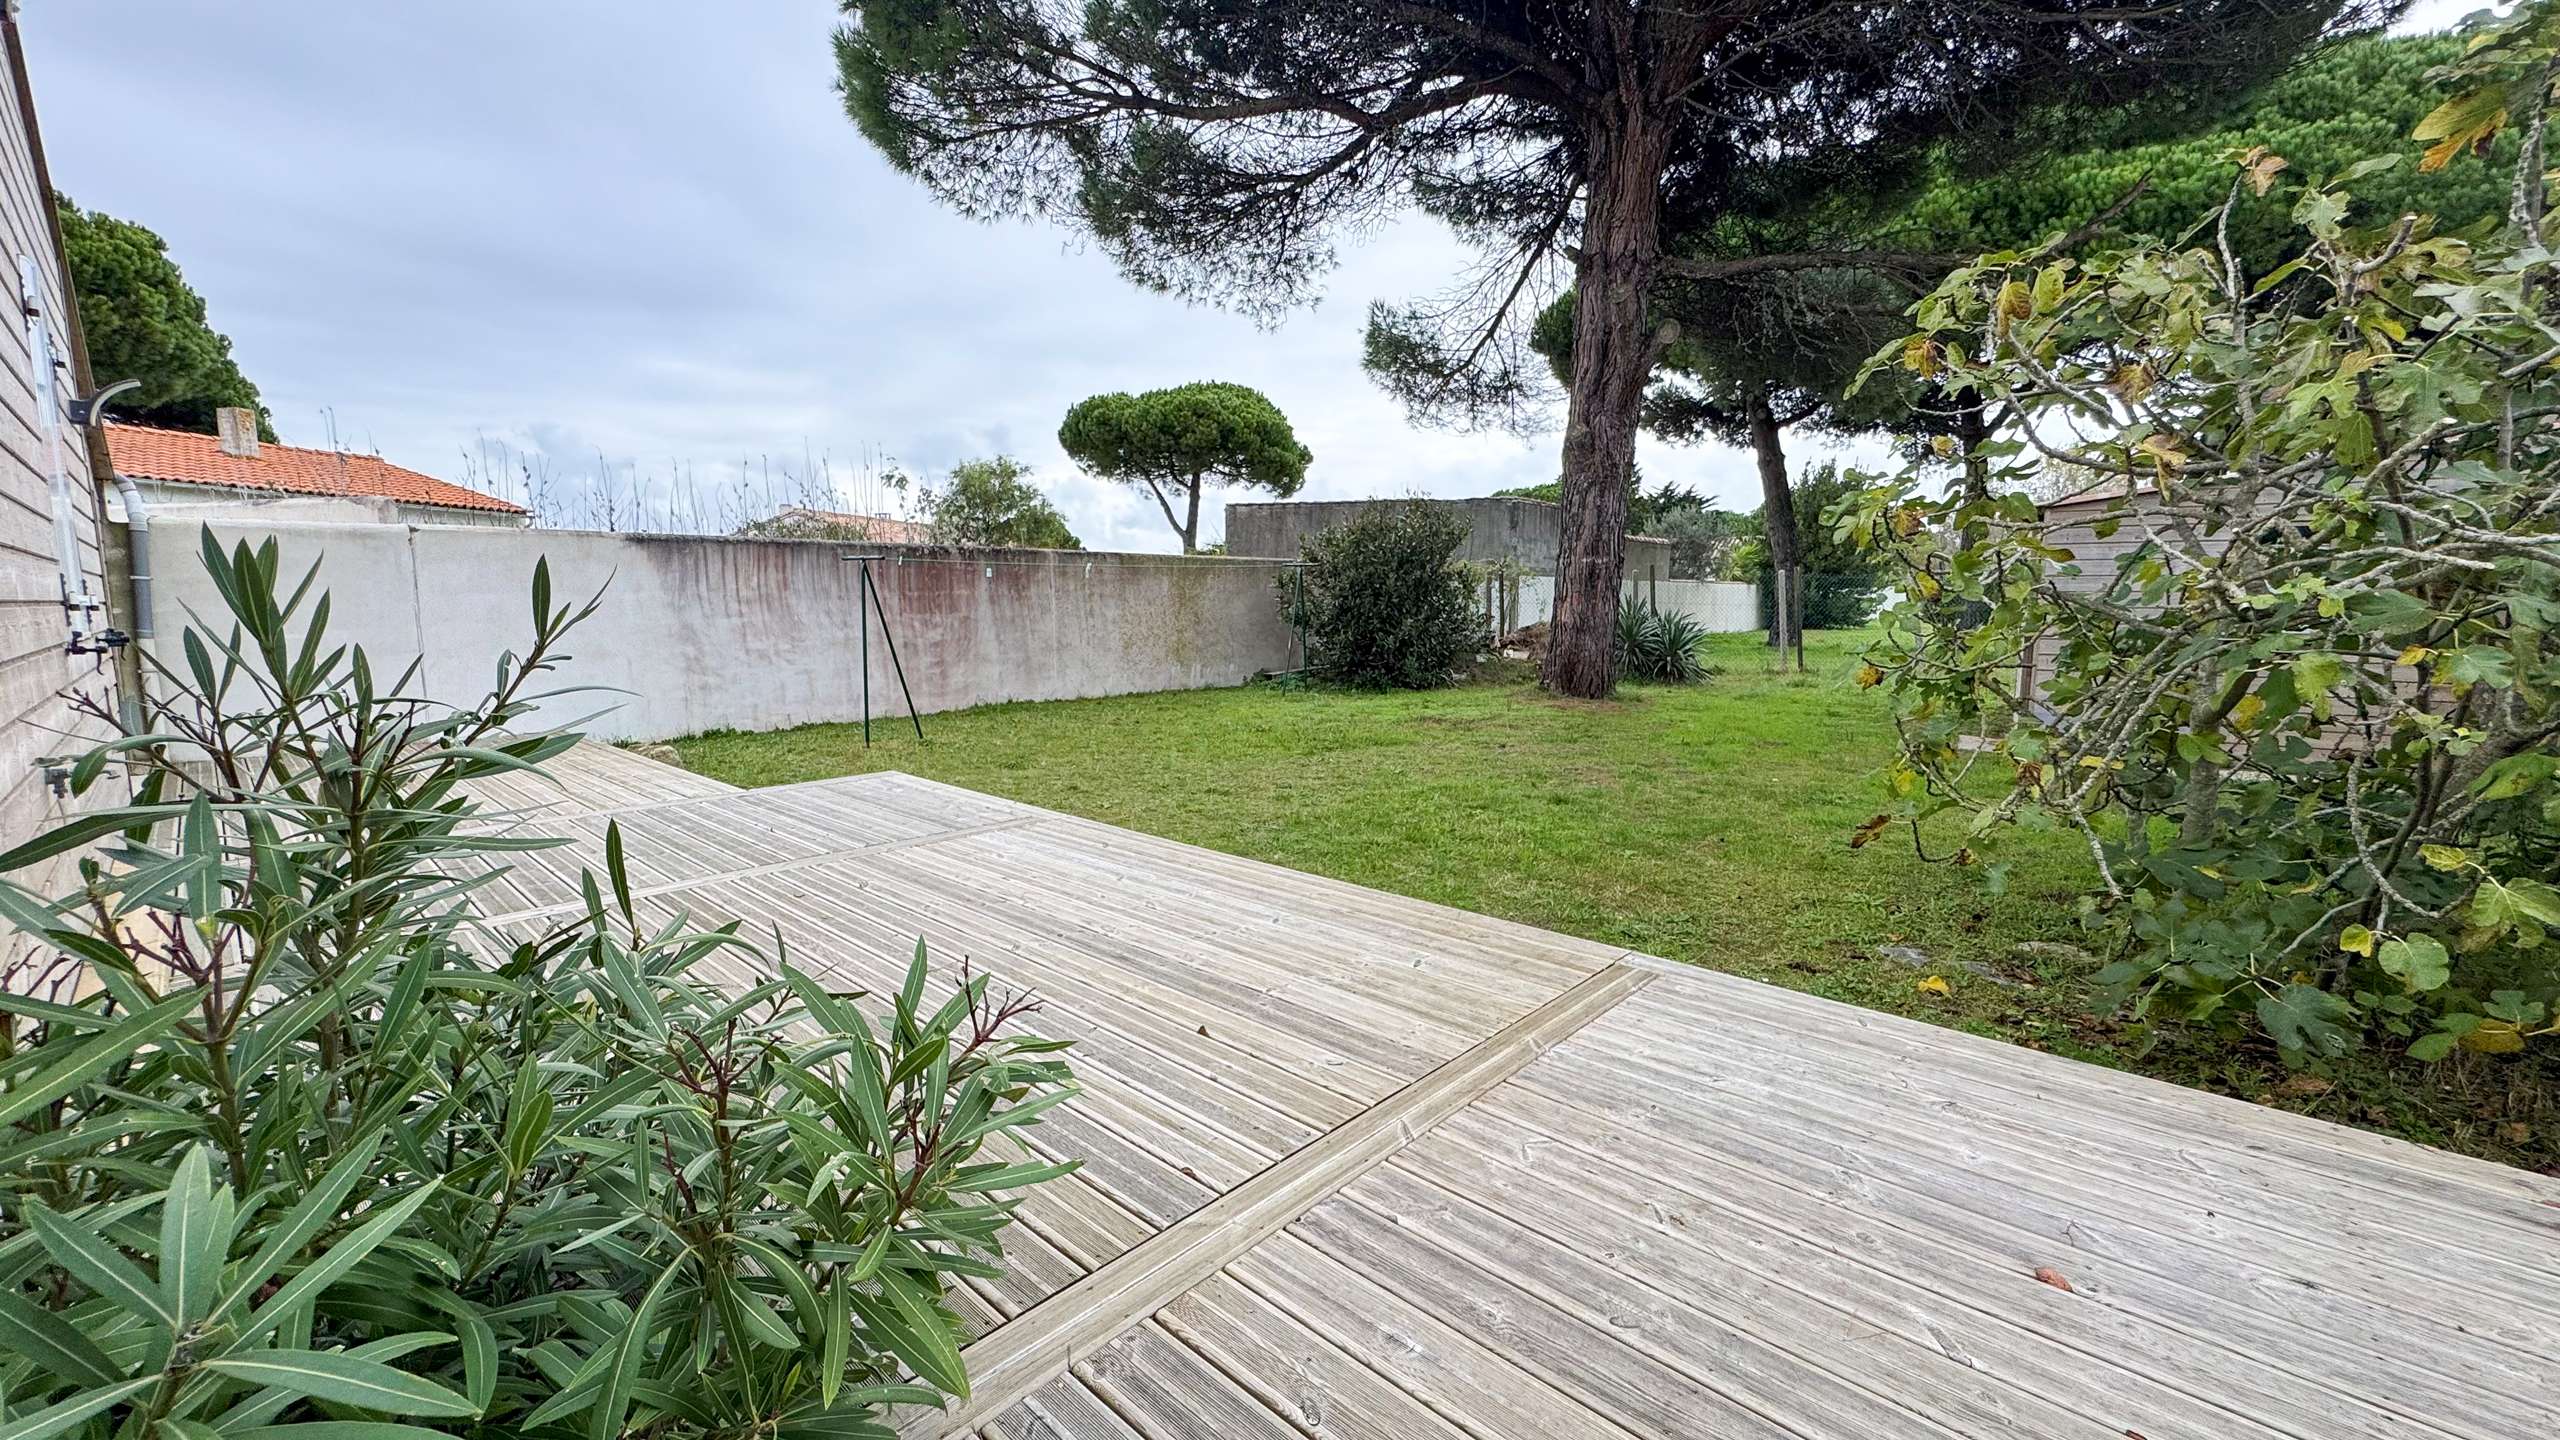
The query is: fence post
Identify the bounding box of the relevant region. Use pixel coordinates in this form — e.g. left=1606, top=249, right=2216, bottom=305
left=1772, top=567, right=1790, bottom=669
left=1793, top=566, right=1807, bottom=671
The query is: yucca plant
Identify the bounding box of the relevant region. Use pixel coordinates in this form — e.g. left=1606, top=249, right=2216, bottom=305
left=0, top=530, right=1075, bottom=1439
left=1613, top=598, right=1713, bottom=683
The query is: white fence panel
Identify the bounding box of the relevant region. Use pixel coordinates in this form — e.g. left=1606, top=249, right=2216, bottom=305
left=1506, top=576, right=1756, bottom=634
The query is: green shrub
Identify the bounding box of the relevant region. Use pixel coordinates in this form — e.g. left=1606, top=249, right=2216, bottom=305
left=0, top=531, right=1076, bottom=1437
left=1614, top=599, right=1713, bottom=683
left=1851, top=6, right=2560, bottom=1061
left=1286, top=500, right=1487, bottom=688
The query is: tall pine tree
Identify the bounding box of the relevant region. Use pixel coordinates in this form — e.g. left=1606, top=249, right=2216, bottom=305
left=839, top=0, right=2387, bottom=694
left=57, top=198, right=270, bottom=439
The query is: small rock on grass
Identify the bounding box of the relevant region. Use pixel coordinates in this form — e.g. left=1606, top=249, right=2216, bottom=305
left=2013, top=940, right=2099, bottom=967
left=1880, top=942, right=2023, bottom=989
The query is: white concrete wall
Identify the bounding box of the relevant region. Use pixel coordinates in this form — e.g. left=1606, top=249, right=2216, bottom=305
left=146, top=522, right=1301, bottom=741
left=1229, top=495, right=1677, bottom=579
left=1510, top=576, right=1757, bottom=633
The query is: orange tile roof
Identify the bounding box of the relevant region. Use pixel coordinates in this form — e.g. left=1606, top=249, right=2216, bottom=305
left=104, top=422, right=527, bottom=515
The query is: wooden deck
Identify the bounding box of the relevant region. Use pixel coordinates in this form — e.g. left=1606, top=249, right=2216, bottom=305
left=470, top=744, right=2560, bottom=1440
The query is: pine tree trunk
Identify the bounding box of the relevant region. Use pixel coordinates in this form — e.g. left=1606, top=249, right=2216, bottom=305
left=1954, top=402, right=1992, bottom=505
left=1543, top=108, right=1670, bottom=699
left=1182, top=475, right=1202, bottom=553
left=1747, top=389, right=1802, bottom=649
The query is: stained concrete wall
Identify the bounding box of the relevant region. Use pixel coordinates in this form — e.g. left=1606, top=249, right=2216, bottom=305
left=1226, top=496, right=1674, bottom=578
left=146, top=522, right=1301, bottom=741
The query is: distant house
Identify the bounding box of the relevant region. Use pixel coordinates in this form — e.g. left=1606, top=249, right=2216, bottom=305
left=104, top=410, right=529, bottom=528
left=739, top=505, right=934, bottom=545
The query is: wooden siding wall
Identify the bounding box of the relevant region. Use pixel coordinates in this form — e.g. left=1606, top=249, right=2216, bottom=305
left=2027, top=495, right=2422, bottom=752
left=2023, top=494, right=2181, bottom=700
left=0, top=22, right=114, bottom=935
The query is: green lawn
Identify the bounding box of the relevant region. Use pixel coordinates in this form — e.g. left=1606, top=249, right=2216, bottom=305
left=674, top=629, right=2554, bottom=1172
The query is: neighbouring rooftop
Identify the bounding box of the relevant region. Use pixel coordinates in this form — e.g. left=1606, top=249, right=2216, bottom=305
left=746, top=504, right=937, bottom=543
left=464, top=743, right=2560, bottom=1440
left=105, top=420, right=528, bottom=516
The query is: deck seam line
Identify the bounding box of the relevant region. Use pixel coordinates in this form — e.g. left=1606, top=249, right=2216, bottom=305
left=469, top=815, right=1047, bottom=927
left=893, top=961, right=1654, bottom=1439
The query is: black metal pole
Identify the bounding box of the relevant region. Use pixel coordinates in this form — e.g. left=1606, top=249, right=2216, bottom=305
left=865, top=562, right=925, bottom=742
left=1292, top=564, right=1306, bottom=670
left=858, top=558, right=872, bottom=747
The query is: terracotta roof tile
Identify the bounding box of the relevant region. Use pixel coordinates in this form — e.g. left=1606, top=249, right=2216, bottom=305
left=104, top=423, right=526, bottom=515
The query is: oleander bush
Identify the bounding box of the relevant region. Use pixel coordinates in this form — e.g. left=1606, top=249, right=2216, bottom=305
left=1847, top=6, right=2560, bottom=1062
left=1286, top=499, right=1488, bottom=689
left=0, top=531, right=1076, bottom=1439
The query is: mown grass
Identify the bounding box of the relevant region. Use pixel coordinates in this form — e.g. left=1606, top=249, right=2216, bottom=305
left=674, top=629, right=2555, bottom=1173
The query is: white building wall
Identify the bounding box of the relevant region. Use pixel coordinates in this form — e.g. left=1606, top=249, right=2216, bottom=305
left=124, top=480, right=527, bottom=530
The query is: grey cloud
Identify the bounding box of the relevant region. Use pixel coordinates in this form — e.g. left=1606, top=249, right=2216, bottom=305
left=26, top=0, right=1875, bottom=553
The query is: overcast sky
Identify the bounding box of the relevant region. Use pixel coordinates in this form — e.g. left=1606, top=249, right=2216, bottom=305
left=19, top=1, right=2487, bottom=551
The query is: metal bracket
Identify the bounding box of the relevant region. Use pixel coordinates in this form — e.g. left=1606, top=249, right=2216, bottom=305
left=66, top=627, right=128, bottom=657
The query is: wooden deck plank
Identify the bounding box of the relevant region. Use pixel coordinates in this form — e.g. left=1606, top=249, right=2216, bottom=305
left=972, top=1222, right=1092, bottom=1321
left=692, top=845, right=1450, bottom=1080
left=984, top=1373, right=1146, bottom=1440
left=978, top=822, right=1601, bottom=1005
left=473, top=792, right=1631, bottom=1353
left=459, top=781, right=1035, bottom=920
left=1221, top=1235, right=1647, bottom=1440
left=1571, top=1020, right=2560, bottom=1369
left=1024, top=806, right=1626, bottom=971
left=457, top=738, right=736, bottom=821
left=1153, top=1271, right=1480, bottom=1439
left=928, top=829, right=1558, bottom=1035
left=1329, top=1159, right=2160, bottom=1439
left=713, top=853, right=1411, bottom=1108
left=891, top=965, right=1650, bottom=1437
left=1283, top=1194, right=1809, bottom=1440
left=1399, top=1107, right=2335, bottom=1440
left=443, top=760, right=2556, bottom=1440
left=1512, top=1021, right=2543, bottom=1434
left=1071, top=1322, right=1303, bottom=1438
left=1642, top=966, right=2560, bottom=1237
left=1454, top=1082, right=2450, bottom=1440
left=1634, top=985, right=2560, bottom=1298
